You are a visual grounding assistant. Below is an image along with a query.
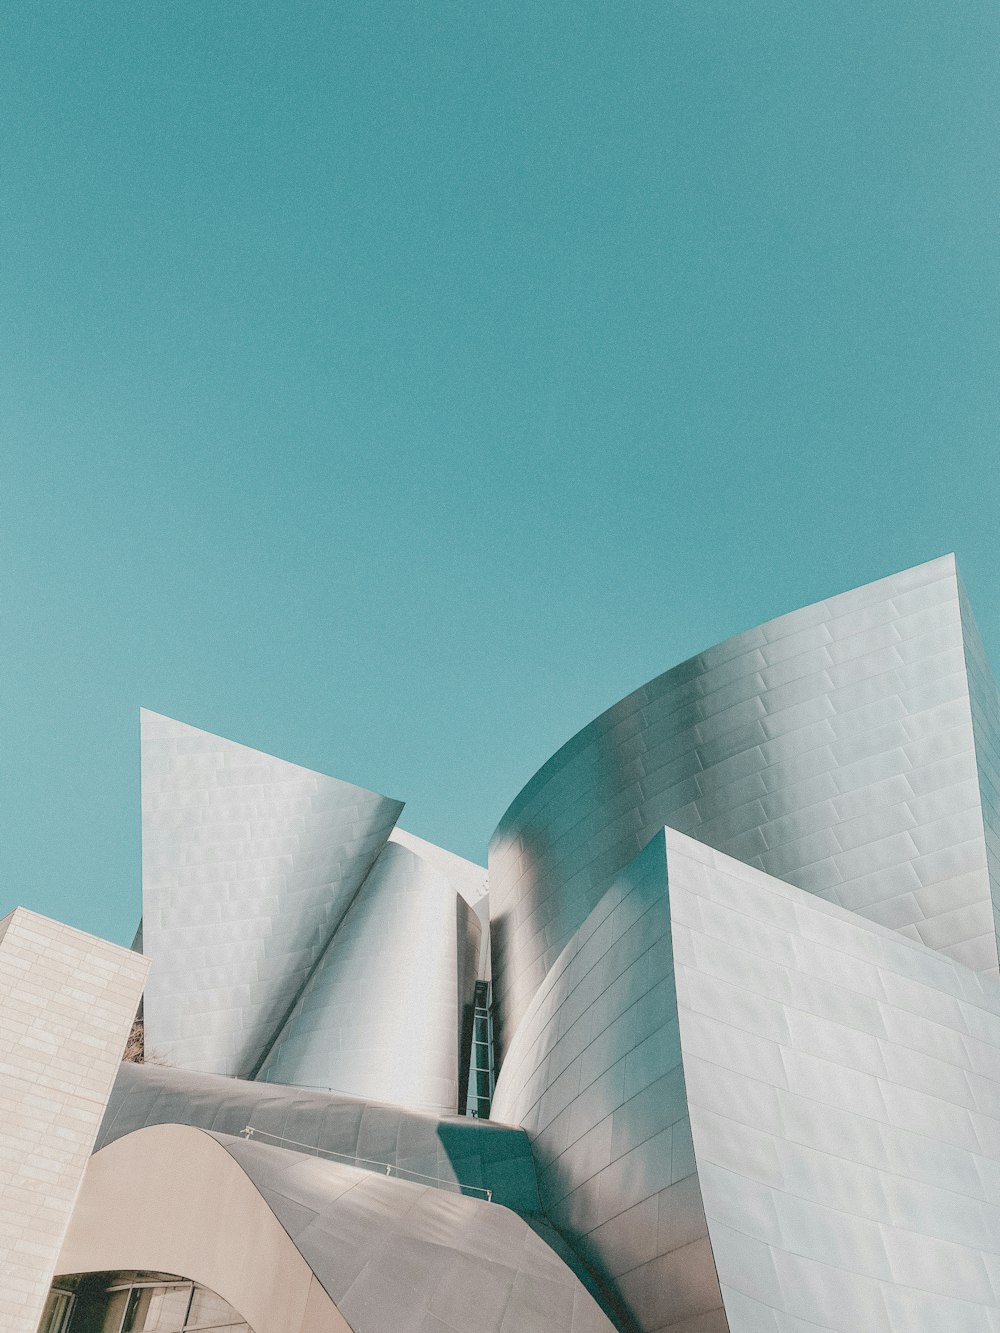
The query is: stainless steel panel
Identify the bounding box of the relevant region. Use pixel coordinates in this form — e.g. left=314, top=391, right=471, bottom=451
left=668, top=827, right=1000, bottom=1333
left=257, top=839, right=480, bottom=1114
left=96, top=1062, right=540, bottom=1212
left=489, top=556, right=1000, bottom=1070
left=141, top=710, right=403, bottom=1077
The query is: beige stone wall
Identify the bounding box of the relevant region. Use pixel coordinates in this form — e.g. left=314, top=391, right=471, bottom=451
left=57, top=1125, right=350, bottom=1333
left=0, top=907, right=149, bottom=1333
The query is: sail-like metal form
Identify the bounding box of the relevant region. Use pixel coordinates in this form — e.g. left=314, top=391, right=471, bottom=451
left=256, top=838, right=481, bottom=1113
left=140, top=710, right=403, bottom=1076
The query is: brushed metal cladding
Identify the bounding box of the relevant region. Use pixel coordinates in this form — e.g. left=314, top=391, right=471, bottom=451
left=390, top=824, right=492, bottom=979
left=491, top=835, right=726, bottom=1333
left=74, top=1124, right=616, bottom=1333
left=97, top=1061, right=540, bottom=1212
left=214, top=1131, right=618, bottom=1333
left=388, top=825, right=489, bottom=908
left=494, top=824, right=1000, bottom=1332
left=257, top=839, right=481, bottom=1114
left=489, top=555, right=1000, bottom=1067
left=959, top=577, right=1000, bottom=961
left=667, top=826, right=1000, bottom=1333
left=140, top=710, right=403, bottom=1077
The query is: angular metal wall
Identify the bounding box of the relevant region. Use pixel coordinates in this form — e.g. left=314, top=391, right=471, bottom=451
left=493, top=827, right=1000, bottom=1332
left=669, top=827, right=1000, bottom=1333
left=959, top=577, right=1000, bottom=957
left=256, top=839, right=481, bottom=1114
left=489, top=555, right=1000, bottom=1067
left=140, top=710, right=403, bottom=1077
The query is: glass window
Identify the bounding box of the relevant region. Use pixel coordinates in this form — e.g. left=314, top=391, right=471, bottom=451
left=100, top=1290, right=130, bottom=1333
left=185, top=1288, right=237, bottom=1329
left=38, top=1291, right=74, bottom=1333
left=121, top=1288, right=151, bottom=1332
left=143, top=1285, right=193, bottom=1332
left=45, top=1273, right=249, bottom=1333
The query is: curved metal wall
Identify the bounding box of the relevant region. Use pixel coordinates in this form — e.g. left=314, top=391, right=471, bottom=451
left=140, top=711, right=403, bottom=1078
left=219, top=1130, right=618, bottom=1333
left=493, top=826, right=1000, bottom=1333
left=99, top=1061, right=540, bottom=1212
left=256, top=840, right=481, bottom=1114
left=489, top=555, right=1000, bottom=1067
left=68, top=1125, right=617, bottom=1333
left=491, top=833, right=725, bottom=1333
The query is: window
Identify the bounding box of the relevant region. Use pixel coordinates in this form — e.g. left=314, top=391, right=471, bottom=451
left=38, top=1290, right=75, bottom=1333
left=45, top=1274, right=252, bottom=1333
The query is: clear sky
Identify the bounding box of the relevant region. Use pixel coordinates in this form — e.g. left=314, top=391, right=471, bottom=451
left=2, top=2, right=998, bottom=944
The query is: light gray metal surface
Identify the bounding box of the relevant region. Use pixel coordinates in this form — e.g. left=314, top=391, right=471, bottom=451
left=99, top=1058, right=540, bottom=1212
left=668, top=825, right=1000, bottom=1333
left=491, top=834, right=725, bottom=1333
left=494, top=824, right=1000, bottom=1332
left=959, top=576, right=1000, bottom=959
left=390, top=824, right=492, bottom=980
left=489, top=555, right=1000, bottom=1067
left=212, top=1129, right=617, bottom=1333
left=140, top=710, right=403, bottom=1077
left=389, top=825, right=489, bottom=909
left=256, top=839, right=481, bottom=1114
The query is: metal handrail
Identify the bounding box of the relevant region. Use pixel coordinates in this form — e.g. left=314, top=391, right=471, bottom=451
left=239, top=1125, right=493, bottom=1201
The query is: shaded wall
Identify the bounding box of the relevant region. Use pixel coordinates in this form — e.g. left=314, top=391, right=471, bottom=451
left=256, top=840, right=481, bottom=1114
left=491, top=836, right=725, bottom=1333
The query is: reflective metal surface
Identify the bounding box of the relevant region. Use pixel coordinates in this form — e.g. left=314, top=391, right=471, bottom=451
left=494, top=825, right=1000, bottom=1332
left=141, top=710, right=404, bottom=1077
left=669, top=826, right=1000, bottom=1333
left=217, top=1129, right=618, bottom=1333
left=959, top=576, right=1000, bottom=956
left=111, top=556, right=1000, bottom=1330
left=491, top=835, right=724, bottom=1332
left=101, top=1044, right=540, bottom=1212
left=490, top=555, right=1000, bottom=1067
left=256, top=839, right=481, bottom=1113
left=79, top=1124, right=617, bottom=1333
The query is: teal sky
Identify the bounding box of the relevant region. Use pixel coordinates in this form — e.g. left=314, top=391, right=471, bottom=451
left=2, top=2, right=998, bottom=944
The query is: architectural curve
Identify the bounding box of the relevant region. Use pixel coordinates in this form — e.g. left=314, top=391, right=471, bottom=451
left=492, top=826, right=1000, bottom=1333
left=673, top=827, right=1000, bottom=1332
left=55, top=1124, right=351, bottom=1333
left=489, top=555, right=1000, bottom=1066
left=97, top=1061, right=540, bottom=1212
left=140, top=710, right=404, bottom=1078
left=491, top=832, right=724, bottom=1332
left=59, top=1124, right=617, bottom=1333
left=256, top=838, right=481, bottom=1113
